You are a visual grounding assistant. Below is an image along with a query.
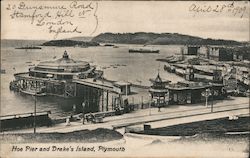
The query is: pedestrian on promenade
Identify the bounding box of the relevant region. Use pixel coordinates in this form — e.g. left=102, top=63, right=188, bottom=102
left=66, top=116, right=71, bottom=126
left=82, top=114, right=85, bottom=124
left=158, top=105, right=161, bottom=112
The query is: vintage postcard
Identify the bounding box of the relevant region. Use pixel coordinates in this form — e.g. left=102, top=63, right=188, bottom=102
left=0, top=0, right=249, bottom=158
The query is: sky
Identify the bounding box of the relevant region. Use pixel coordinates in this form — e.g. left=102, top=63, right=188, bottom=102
left=1, top=1, right=249, bottom=41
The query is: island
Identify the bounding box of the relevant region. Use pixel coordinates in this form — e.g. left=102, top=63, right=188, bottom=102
left=41, top=40, right=99, bottom=47
left=91, top=32, right=243, bottom=45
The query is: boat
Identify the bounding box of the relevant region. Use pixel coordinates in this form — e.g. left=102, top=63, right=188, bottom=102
left=20, top=89, right=47, bottom=96
left=129, top=48, right=159, bottom=53
left=1, top=69, right=6, bottom=74
left=104, top=44, right=115, bottom=47
left=164, top=64, right=176, bottom=73
left=15, top=46, right=42, bottom=49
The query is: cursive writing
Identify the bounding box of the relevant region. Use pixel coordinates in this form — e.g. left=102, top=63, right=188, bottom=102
left=48, top=26, right=82, bottom=39
left=10, top=9, right=52, bottom=24
left=69, top=1, right=94, bottom=9
left=6, top=1, right=99, bottom=39
left=189, top=2, right=247, bottom=18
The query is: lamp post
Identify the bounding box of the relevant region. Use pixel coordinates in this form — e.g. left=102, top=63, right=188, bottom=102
left=125, top=82, right=128, bottom=98
left=211, top=85, right=214, bottom=113
left=149, top=94, right=152, bottom=116
left=209, top=82, right=214, bottom=113
left=141, top=96, right=144, bottom=109
left=33, top=93, right=37, bottom=134
left=202, top=89, right=211, bottom=108
left=82, top=102, right=85, bottom=124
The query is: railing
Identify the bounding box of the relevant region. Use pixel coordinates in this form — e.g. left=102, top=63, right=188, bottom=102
left=14, top=72, right=29, bottom=77
left=0, top=111, right=51, bottom=120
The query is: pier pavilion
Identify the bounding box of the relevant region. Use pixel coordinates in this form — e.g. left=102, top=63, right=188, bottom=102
left=10, top=51, right=122, bottom=113
left=12, top=51, right=100, bottom=97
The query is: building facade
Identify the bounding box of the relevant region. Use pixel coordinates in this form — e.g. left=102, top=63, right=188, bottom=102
left=182, top=45, right=200, bottom=55
left=198, top=46, right=209, bottom=59
left=208, top=47, right=234, bottom=61
left=168, top=81, right=225, bottom=105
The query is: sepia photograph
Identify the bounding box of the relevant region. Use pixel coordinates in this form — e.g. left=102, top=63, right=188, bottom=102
left=0, top=0, right=249, bottom=157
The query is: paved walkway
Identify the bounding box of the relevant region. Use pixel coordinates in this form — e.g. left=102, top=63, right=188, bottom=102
left=3, top=97, right=249, bottom=134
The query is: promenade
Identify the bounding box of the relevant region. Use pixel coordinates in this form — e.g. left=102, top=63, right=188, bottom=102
left=4, top=97, right=249, bottom=134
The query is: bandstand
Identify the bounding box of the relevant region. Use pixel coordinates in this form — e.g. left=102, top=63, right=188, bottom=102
left=149, top=73, right=171, bottom=107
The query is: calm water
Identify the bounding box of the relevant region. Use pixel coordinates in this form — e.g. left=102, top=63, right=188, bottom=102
left=1, top=44, right=183, bottom=118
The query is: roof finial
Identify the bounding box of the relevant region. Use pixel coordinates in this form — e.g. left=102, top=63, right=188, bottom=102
left=157, top=63, right=160, bottom=75
left=63, top=50, right=69, bottom=59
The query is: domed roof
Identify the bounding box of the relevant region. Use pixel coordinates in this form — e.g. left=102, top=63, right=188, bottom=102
left=36, top=51, right=90, bottom=72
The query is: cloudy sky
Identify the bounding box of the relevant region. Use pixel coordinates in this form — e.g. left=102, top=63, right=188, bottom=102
left=1, top=1, right=249, bottom=41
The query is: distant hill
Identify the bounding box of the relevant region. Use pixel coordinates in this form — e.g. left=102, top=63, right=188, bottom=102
left=91, top=32, right=243, bottom=45
left=41, top=40, right=99, bottom=47
left=63, top=36, right=93, bottom=42
left=1, top=39, right=46, bottom=47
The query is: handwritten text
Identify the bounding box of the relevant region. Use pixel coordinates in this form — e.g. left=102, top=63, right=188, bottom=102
left=6, top=1, right=99, bottom=39
left=189, top=2, right=247, bottom=18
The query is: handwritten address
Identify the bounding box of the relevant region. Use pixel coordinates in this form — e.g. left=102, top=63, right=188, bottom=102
left=189, top=2, right=247, bottom=18
left=5, top=1, right=98, bottom=39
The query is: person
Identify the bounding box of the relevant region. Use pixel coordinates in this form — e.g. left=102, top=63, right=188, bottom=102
left=82, top=102, right=85, bottom=124
left=89, top=113, right=95, bottom=123
left=82, top=114, right=85, bottom=124
left=158, top=104, right=161, bottom=112
left=72, top=104, right=76, bottom=114
left=66, top=117, right=71, bottom=126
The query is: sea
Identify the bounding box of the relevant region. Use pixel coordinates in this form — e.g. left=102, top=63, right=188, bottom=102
left=1, top=42, right=183, bottom=118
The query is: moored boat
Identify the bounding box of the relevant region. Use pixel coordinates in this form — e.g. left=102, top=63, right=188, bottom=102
left=129, top=48, right=159, bottom=53
left=20, top=89, right=47, bottom=96
left=15, top=46, right=42, bottom=49
left=1, top=69, right=6, bottom=74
